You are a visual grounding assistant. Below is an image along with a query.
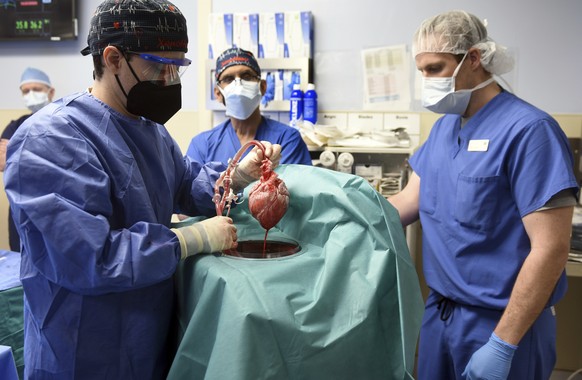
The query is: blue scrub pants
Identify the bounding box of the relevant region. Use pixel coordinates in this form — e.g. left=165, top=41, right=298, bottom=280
left=418, top=291, right=556, bottom=380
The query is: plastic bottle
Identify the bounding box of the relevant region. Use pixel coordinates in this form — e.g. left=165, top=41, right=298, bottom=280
left=303, top=83, right=318, bottom=125
left=289, top=83, right=303, bottom=130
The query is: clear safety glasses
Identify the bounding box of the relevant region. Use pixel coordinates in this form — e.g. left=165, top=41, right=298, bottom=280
left=127, top=51, right=192, bottom=86
left=217, top=72, right=261, bottom=87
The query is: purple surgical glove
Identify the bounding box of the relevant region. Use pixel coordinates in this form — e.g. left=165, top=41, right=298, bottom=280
left=462, top=332, right=518, bottom=380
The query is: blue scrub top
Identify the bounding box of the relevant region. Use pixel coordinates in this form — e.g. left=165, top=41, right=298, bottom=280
left=185, top=117, right=313, bottom=166
left=410, top=91, right=578, bottom=310
left=3, top=92, right=224, bottom=379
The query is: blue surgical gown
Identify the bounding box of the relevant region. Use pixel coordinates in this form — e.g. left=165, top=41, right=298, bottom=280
left=1, top=113, right=31, bottom=252
left=409, top=90, right=578, bottom=310
left=185, top=117, right=313, bottom=166
left=3, top=92, right=224, bottom=379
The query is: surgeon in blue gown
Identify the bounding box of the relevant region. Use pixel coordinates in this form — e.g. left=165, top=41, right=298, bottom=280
left=389, top=10, right=578, bottom=380
left=3, top=1, right=280, bottom=379
left=186, top=47, right=312, bottom=166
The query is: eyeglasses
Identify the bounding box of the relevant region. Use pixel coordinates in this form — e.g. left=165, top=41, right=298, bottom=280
left=217, top=72, right=261, bottom=86
left=126, top=51, right=192, bottom=85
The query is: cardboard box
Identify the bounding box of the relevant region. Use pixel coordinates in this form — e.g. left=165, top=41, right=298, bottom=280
left=233, top=13, right=259, bottom=57
left=208, top=13, right=233, bottom=59
left=258, top=12, right=285, bottom=58
left=284, top=11, right=313, bottom=58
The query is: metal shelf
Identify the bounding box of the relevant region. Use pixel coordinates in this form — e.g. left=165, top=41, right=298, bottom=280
left=309, top=145, right=416, bottom=155
left=309, top=145, right=417, bottom=262
left=566, top=261, right=582, bottom=277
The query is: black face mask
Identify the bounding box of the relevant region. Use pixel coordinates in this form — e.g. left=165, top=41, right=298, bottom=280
left=116, top=59, right=182, bottom=124
left=125, top=81, right=182, bottom=124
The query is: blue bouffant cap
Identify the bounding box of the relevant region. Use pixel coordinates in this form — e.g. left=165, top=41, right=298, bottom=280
left=81, top=0, right=188, bottom=56
left=215, top=47, right=261, bottom=80
left=20, top=67, right=52, bottom=87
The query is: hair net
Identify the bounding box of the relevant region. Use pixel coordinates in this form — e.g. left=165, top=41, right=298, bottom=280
left=80, top=0, right=188, bottom=56
left=20, top=67, right=52, bottom=88
left=412, top=10, right=514, bottom=75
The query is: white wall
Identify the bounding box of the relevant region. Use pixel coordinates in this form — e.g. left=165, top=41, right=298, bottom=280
left=0, top=1, right=581, bottom=114
left=213, top=0, right=582, bottom=114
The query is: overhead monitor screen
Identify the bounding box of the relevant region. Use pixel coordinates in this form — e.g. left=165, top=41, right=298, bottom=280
left=0, top=0, right=77, bottom=41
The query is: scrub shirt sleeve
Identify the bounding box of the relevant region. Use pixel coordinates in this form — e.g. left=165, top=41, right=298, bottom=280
left=176, top=155, right=227, bottom=217
left=4, top=119, right=181, bottom=296
left=407, top=115, right=448, bottom=178
left=507, top=118, right=578, bottom=216
left=185, top=134, right=207, bottom=163
left=1, top=115, right=29, bottom=140
left=280, top=129, right=313, bottom=165
left=1, top=121, right=17, bottom=139
left=408, top=121, right=439, bottom=179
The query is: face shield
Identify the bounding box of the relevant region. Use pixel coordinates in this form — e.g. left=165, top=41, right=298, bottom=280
left=127, top=51, right=192, bottom=86
left=113, top=47, right=191, bottom=124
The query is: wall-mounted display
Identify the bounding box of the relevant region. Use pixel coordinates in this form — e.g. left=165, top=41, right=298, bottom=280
left=0, top=0, right=77, bottom=41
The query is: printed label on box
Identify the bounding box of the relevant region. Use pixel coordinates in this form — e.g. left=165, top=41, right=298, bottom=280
left=208, top=13, right=233, bottom=59
left=233, top=13, right=259, bottom=57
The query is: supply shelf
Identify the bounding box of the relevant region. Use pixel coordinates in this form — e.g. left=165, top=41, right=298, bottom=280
left=566, top=261, right=582, bottom=277
left=308, top=145, right=417, bottom=262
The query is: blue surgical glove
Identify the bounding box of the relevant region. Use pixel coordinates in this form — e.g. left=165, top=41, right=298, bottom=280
left=462, top=332, right=518, bottom=380
left=261, top=72, right=275, bottom=106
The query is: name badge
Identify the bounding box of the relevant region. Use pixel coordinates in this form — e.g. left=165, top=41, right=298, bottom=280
left=468, top=139, right=489, bottom=152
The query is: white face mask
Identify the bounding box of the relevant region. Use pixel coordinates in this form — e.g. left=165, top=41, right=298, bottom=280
left=23, top=90, right=50, bottom=113
left=218, top=79, right=261, bottom=120
left=421, top=53, right=495, bottom=115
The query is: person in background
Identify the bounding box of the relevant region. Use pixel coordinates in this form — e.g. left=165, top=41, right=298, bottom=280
left=186, top=47, right=312, bottom=166
left=389, top=10, right=578, bottom=380
left=0, top=67, right=55, bottom=252
left=3, top=1, right=280, bottom=379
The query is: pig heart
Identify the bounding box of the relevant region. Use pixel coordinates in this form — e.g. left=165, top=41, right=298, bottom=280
left=248, top=162, right=289, bottom=231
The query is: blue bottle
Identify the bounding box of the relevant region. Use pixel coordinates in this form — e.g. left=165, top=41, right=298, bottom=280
left=289, top=84, right=303, bottom=129
left=303, top=83, right=318, bottom=125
